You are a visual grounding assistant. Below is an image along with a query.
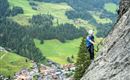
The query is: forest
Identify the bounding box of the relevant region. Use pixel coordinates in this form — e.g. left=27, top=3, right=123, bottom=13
left=0, top=0, right=87, bottom=62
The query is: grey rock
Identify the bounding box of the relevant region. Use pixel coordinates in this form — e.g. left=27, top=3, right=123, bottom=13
left=81, top=8, right=130, bottom=80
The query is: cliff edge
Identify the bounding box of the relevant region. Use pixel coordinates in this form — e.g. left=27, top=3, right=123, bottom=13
left=81, top=1, right=130, bottom=80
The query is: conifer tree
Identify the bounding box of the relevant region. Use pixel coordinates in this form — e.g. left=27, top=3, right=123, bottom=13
left=74, top=36, right=90, bottom=80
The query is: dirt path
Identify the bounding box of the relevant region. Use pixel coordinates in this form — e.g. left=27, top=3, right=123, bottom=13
left=0, top=53, right=6, bottom=60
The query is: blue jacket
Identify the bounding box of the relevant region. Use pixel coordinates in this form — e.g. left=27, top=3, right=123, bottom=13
left=86, top=35, right=94, bottom=47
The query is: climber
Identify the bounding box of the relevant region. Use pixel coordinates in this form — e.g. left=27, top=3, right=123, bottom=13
left=86, top=30, right=95, bottom=63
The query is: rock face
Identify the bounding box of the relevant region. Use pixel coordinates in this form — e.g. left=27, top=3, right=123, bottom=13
left=119, top=0, right=130, bottom=18
left=81, top=3, right=130, bottom=80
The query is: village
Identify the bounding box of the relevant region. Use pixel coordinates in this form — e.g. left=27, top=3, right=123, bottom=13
left=13, top=60, right=75, bottom=80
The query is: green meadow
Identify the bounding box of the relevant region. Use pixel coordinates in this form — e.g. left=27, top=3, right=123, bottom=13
left=92, top=14, right=112, bottom=24
left=104, top=3, right=118, bottom=14
left=0, top=51, right=32, bottom=77
left=34, top=38, right=82, bottom=64
left=8, top=0, right=102, bottom=28
left=8, top=0, right=73, bottom=26
left=34, top=37, right=102, bottom=64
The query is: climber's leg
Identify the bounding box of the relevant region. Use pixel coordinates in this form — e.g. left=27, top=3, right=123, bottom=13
left=90, top=45, right=94, bottom=61
left=87, top=46, right=91, bottom=59
left=87, top=45, right=94, bottom=62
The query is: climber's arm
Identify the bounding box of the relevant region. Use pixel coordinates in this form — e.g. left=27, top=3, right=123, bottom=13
left=87, top=37, right=95, bottom=45
left=89, top=40, right=95, bottom=45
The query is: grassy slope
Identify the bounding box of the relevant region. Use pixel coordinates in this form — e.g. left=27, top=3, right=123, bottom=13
left=0, top=51, right=32, bottom=77
left=8, top=0, right=97, bottom=29
left=92, top=14, right=112, bottom=24
left=34, top=38, right=82, bottom=64
left=8, top=0, right=73, bottom=26
left=37, top=2, right=73, bottom=25
left=104, top=3, right=118, bottom=14
left=8, top=0, right=37, bottom=15
left=34, top=37, right=103, bottom=64
left=8, top=0, right=117, bottom=26
left=90, top=3, right=118, bottom=24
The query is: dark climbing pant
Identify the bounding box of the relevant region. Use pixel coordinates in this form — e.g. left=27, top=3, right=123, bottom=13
left=87, top=45, right=94, bottom=60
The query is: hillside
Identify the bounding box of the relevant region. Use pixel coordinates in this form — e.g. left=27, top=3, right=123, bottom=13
left=4, top=0, right=119, bottom=64
left=8, top=0, right=73, bottom=26
left=8, top=0, right=119, bottom=36
left=34, top=38, right=81, bottom=64
left=43, top=0, right=119, bottom=37
left=8, top=0, right=95, bottom=29
left=0, top=47, right=33, bottom=77
left=1, top=0, right=128, bottom=79
left=81, top=1, right=130, bottom=80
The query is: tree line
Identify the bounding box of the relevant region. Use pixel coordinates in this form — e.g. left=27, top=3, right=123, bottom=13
left=0, top=18, right=45, bottom=62
left=0, top=0, right=45, bottom=62
left=0, top=0, right=24, bottom=18
left=29, top=14, right=86, bottom=42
